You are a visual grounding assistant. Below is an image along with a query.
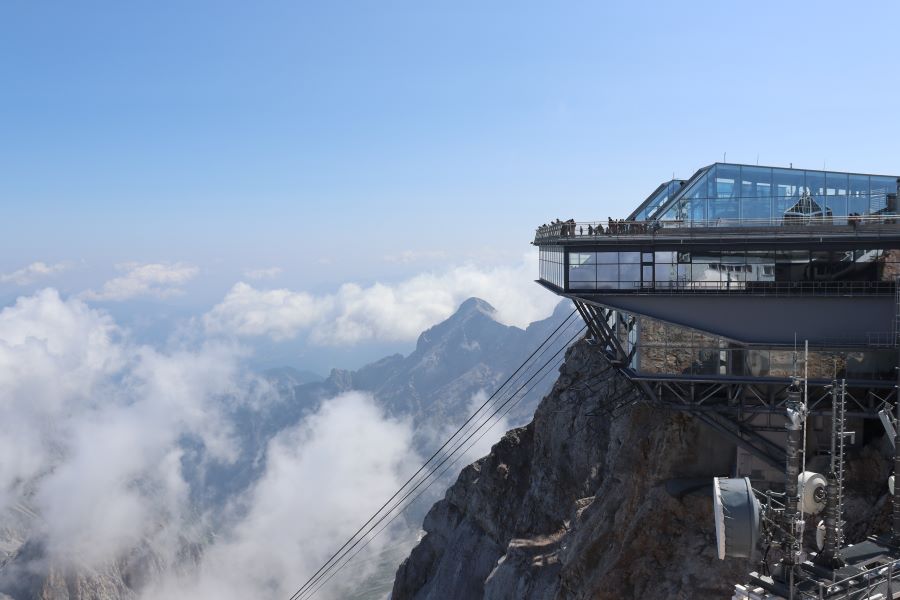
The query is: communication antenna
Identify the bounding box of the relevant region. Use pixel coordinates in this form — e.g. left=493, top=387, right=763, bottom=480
left=713, top=477, right=760, bottom=559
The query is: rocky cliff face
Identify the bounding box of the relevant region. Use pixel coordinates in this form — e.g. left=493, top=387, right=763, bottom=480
left=391, top=340, right=894, bottom=599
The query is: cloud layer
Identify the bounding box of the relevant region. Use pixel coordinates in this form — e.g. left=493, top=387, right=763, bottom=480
left=242, top=266, right=282, bottom=280
left=0, top=289, right=239, bottom=568
left=0, top=289, right=420, bottom=599
left=82, top=262, right=199, bottom=301
left=145, top=392, right=418, bottom=599
left=0, top=261, right=71, bottom=285
left=204, top=252, right=557, bottom=345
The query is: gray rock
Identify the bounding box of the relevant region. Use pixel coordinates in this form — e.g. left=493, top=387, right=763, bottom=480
left=392, top=339, right=894, bottom=599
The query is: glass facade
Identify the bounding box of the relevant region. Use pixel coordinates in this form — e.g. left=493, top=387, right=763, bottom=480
left=569, top=251, right=645, bottom=290
left=539, top=246, right=565, bottom=288
left=630, top=180, right=684, bottom=221
left=656, top=164, right=898, bottom=226
left=562, top=247, right=899, bottom=292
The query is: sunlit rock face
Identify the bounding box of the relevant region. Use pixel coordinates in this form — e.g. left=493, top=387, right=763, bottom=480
left=392, top=340, right=895, bottom=600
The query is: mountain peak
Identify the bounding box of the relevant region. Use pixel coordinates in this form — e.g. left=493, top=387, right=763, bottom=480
left=413, top=298, right=501, bottom=355
left=456, top=297, right=496, bottom=317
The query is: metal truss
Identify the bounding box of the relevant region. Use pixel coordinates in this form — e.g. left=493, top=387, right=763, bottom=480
left=572, top=298, right=899, bottom=468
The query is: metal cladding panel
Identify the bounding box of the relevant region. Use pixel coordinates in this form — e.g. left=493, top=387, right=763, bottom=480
left=574, top=294, right=893, bottom=345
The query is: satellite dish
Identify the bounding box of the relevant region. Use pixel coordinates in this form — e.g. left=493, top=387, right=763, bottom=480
left=713, top=477, right=761, bottom=560
left=890, top=475, right=895, bottom=496
left=816, top=520, right=826, bottom=551
left=798, top=471, right=827, bottom=515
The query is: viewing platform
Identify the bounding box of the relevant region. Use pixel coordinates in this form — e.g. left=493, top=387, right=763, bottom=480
left=532, top=162, right=900, bottom=477
left=534, top=215, right=900, bottom=247
left=532, top=162, right=900, bottom=381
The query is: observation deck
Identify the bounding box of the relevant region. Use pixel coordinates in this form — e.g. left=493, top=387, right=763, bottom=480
left=533, top=163, right=900, bottom=475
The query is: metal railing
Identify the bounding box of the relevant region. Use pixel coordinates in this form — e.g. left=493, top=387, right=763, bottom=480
left=534, top=214, right=900, bottom=243
left=565, top=280, right=897, bottom=297
left=797, top=556, right=900, bottom=599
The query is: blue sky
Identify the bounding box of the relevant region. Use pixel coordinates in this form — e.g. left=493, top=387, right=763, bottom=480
left=2, top=1, right=899, bottom=370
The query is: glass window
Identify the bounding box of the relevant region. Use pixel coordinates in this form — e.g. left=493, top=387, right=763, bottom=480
left=568, top=264, right=595, bottom=281
left=709, top=164, right=740, bottom=225
left=619, top=252, right=641, bottom=264
left=569, top=252, right=596, bottom=265
left=619, top=263, right=640, bottom=288
left=654, top=263, right=676, bottom=286
left=775, top=250, right=809, bottom=282
left=568, top=279, right=596, bottom=290
left=660, top=170, right=710, bottom=223
left=805, top=170, right=826, bottom=219
left=596, top=252, right=618, bottom=263
left=597, top=264, right=618, bottom=283
left=740, top=166, right=773, bottom=222
left=849, top=174, right=870, bottom=216
left=773, top=168, right=805, bottom=218
left=655, top=251, right=676, bottom=264
left=870, top=176, right=897, bottom=214
left=826, top=172, right=849, bottom=225
left=710, top=164, right=739, bottom=198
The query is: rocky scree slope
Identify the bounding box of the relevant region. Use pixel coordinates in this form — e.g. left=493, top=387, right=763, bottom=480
left=391, top=339, right=895, bottom=600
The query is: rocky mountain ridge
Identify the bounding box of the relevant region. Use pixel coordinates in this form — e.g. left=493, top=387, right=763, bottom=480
left=391, top=340, right=894, bottom=599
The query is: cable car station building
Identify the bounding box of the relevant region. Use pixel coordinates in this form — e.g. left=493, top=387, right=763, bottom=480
left=534, top=162, right=900, bottom=480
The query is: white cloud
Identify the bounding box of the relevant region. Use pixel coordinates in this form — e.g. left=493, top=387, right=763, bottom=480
left=0, top=290, right=241, bottom=567
left=144, top=392, right=419, bottom=600
left=203, top=282, right=333, bottom=341
left=82, top=262, right=199, bottom=301
left=204, top=252, right=558, bottom=345
left=242, top=266, right=282, bottom=280
left=0, top=290, right=420, bottom=599
left=382, top=249, right=449, bottom=264
left=0, top=261, right=71, bottom=285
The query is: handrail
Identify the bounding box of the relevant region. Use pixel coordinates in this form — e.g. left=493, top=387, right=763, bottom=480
left=797, top=557, right=900, bottom=599
left=564, top=280, right=896, bottom=297
left=534, top=214, right=900, bottom=243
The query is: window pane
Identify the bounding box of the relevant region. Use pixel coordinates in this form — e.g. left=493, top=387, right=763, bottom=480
left=805, top=171, right=826, bottom=219
left=871, top=176, right=897, bottom=214
left=569, top=280, right=596, bottom=290
left=568, top=263, right=595, bottom=282
left=619, top=252, right=641, bottom=264
left=655, top=251, right=676, bottom=264
left=740, top=166, right=773, bottom=222
left=619, top=263, right=640, bottom=288
left=661, top=171, right=709, bottom=223
left=826, top=172, right=849, bottom=224
left=849, top=174, right=870, bottom=215
left=773, top=168, right=805, bottom=218
left=596, top=252, right=618, bottom=263
left=655, top=263, right=676, bottom=286
left=569, top=252, right=596, bottom=266
left=597, top=264, right=618, bottom=281
left=714, top=164, right=740, bottom=198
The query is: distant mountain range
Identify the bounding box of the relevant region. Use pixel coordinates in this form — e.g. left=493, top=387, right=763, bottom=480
left=0, top=297, right=572, bottom=600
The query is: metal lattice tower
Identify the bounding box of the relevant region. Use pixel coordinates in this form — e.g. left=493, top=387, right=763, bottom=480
left=820, top=380, right=848, bottom=567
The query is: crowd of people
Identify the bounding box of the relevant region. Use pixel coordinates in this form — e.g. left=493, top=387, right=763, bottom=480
left=535, top=218, right=658, bottom=239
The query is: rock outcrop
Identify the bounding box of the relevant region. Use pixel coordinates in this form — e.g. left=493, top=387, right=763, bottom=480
left=391, top=339, right=894, bottom=599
